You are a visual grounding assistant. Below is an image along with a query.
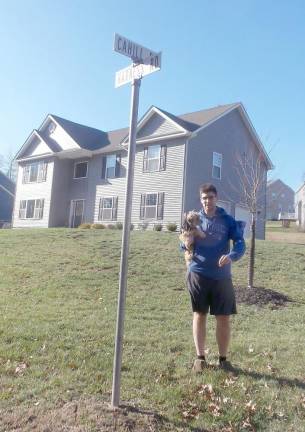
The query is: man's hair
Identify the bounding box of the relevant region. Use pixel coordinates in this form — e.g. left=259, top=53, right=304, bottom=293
left=199, top=183, right=218, bottom=196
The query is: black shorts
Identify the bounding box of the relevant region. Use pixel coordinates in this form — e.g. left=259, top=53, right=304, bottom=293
left=187, top=271, right=237, bottom=315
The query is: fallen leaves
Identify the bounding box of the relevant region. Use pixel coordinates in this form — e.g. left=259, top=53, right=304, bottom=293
left=15, top=362, right=28, bottom=375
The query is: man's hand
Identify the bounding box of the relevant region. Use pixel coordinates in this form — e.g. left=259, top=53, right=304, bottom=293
left=218, top=255, right=232, bottom=267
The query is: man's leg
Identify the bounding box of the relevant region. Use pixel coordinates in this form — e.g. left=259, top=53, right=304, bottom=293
left=193, top=312, right=207, bottom=356
left=215, top=315, right=230, bottom=357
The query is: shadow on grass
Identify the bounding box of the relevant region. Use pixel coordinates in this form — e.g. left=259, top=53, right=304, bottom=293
left=120, top=404, right=210, bottom=431
left=226, top=366, right=305, bottom=390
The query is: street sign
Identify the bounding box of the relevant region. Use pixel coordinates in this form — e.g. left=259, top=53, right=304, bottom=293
left=115, top=53, right=161, bottom=88
left=114, top=33, right=158, bottom=62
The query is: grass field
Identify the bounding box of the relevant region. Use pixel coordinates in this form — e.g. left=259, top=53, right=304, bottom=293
left=0, top=227, right=305, bottom=431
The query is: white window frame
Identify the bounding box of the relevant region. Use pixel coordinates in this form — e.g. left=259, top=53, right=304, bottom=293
left=23, top=161, right=47, bottom=184
left=74, top=161, right=88, bottom=179
left=105, top=155, right=116, bottom=179
left=143, top=192, right=158, bottom=219
left=19, top=199, right=45, bottom=220
left=98, top=196, right=118, bottom=221
left=212, top=152, right=222, bottom=180
left=147, top=145, right=161, bottom=172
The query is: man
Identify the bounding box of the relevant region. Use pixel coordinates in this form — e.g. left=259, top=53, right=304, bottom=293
left=184, top=183, right=245, bottom=372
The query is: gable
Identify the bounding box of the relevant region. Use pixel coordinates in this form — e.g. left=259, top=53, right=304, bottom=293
left=136, top=112, right=185, bottom=140
left=17, top=132, right=55, bottom=160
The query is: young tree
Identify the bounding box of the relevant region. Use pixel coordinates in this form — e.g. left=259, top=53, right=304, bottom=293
left=234, top=151, right=267, bottom=289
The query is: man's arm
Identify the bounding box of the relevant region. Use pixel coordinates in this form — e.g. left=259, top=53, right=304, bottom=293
left=218, top=219, right=246, bottom=267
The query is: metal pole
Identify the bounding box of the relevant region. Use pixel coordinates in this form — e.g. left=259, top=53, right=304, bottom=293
left=111, top=77, right=141, bottom=409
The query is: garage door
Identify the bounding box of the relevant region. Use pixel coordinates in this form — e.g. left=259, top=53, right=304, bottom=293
left=235, top=205, right=251, bottom=238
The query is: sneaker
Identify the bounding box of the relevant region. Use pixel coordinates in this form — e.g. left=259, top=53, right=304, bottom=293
left=219, top=360, right=236, bottom=373
left=192, top=359, right=206, bottom=373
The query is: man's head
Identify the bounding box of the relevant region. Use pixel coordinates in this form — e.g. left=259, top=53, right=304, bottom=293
left=199, top=183, right=218, bottom=215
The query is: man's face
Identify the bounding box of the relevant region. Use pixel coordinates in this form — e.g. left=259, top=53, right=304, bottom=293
left=200, top=192, right=217, bottom=214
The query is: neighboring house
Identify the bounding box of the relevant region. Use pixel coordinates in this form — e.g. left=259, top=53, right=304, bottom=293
left=266, top=179, right=295, bottom=220
left=0, top=170, right=15, bottom=226
left=295, top=182, right=305, bottom=230
left=12, top=102, right=273, bottom=238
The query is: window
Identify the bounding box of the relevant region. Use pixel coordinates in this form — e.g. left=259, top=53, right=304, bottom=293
left=74, top=162, right=88, bottom=179
left=98, top=197, right=118, bottom=221
left=19, top=199, right=44, bottom=219
left=102, top=154, right=121, bottom=179
left=22, top=161, right=47, bottom=183
left=212, top=152, right=222, bottom=179
left=140, top=192, right=164, bottom=220
left=143, top=145, right=166, bottom=172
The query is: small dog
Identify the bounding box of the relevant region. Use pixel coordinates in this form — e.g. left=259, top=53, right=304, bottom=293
left=179, top=210, right=206, bottom=265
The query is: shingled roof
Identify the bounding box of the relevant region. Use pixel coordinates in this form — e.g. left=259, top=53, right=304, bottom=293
left=0, top=171, right=15, bottom=194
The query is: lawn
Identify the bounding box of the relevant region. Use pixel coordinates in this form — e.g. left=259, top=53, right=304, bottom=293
left=0, top=228, right=304, bottom=431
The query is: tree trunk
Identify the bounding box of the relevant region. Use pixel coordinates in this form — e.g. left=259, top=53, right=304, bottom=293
left=248, top=213, right=256, bottom=289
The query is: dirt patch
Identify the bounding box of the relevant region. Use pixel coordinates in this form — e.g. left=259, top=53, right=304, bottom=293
left=0, top=398, right=208, bottom=432
left=265, top=231, right=305, bottom=244
left=235, top=285, right=294, bottom=309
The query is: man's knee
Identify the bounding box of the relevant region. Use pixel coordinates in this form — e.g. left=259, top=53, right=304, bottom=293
left=215, top=315, right=230, bottom=326
left=193, top=312, right=207, bottom=322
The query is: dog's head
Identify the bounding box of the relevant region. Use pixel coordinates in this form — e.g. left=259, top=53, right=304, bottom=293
left=181, top=210, right=201, bottom=231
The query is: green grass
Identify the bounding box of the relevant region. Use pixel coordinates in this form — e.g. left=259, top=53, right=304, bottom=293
left=0, top=228, right=305, bottom=431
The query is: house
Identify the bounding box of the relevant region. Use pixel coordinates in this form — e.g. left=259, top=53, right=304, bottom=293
left=295, top=182, right=305, bottom=230
left=12, top=102, right=273, bottom=238
left=266, top=179, right=295, bottom=220
left=0, top=170, right=15, bottom=226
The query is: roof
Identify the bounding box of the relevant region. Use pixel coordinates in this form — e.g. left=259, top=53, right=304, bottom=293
left=0, top=170, right=15, bottom=194
left=267, top=178, right=294, bottom=193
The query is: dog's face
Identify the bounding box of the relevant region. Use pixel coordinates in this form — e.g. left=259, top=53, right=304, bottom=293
left=182, top=211, right=201, bottom=231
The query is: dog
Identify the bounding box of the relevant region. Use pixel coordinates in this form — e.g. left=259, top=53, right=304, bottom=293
left=179, top=210, right=206, bottom=265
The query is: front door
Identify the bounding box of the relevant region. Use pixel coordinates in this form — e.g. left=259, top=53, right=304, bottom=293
left=71, top=200, right=85, bottom=228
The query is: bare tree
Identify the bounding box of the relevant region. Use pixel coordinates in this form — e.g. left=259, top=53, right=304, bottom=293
left=234, top=151, right=267, bottom=289
left=0, top=150, right=17, bottom=181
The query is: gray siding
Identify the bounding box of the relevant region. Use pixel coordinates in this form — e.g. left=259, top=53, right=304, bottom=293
left=266, top=180, right=295, bottom=220
left=131, top=138, right=185, bottom=228
left=183, top=109, right=267, bottom=239
left=13, top=158, right=54, bottom=228
left=137, top=113, right=181, bottom=139
left=49, top=159, right=72, bottom=227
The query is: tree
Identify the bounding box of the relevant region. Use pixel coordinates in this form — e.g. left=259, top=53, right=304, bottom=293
left=234, top=151, right=267, bottom=289
left=0, top=150, right=17, bottom=181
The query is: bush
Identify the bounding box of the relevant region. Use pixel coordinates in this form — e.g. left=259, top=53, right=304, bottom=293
left=166, top=222, right=177, bottom=232
left=78, top=223, right=91, bottom=229
left=107, top=224, right=115, bottom=229
left=138, top=222, right=148, bottom=231
left=130, top=223, right=134, bottom=231
left=115, top=222, right=123, bottom=230
left=91, top=223, right=105, bottom=229
left=153, top=223, right=163, bottom=231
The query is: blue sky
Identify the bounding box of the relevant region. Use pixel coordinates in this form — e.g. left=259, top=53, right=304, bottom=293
left=0, top=0, right=304, bottom=190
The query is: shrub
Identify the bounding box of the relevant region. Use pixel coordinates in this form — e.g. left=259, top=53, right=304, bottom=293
left=130, top=224, right=134, bottom=231
left=138, top=222, right=148, bottom=231
left=107, top=224, right=115, bottom=229
left=78, top=223, right=91, bottom=229
left=153, top=223, right=163, bottom=231
left=166, top=222, right=177, bottom=232
left=91, top=223, right=105, bottom=229
left=115, top=222, right=123, bottom=230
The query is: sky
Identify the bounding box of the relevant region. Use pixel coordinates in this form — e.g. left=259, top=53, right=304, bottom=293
left=0, top=0, right=304, bottom=190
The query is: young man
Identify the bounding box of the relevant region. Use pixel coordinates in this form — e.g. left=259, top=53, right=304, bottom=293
left=184, top=183, right=245, bottom=372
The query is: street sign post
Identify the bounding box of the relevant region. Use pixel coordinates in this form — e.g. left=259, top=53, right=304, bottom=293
left=115, top=52, right=161, bottom=88
left=111, top=34, right=161, bottom=410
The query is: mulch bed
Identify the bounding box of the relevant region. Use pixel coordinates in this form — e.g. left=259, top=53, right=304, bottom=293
left=235, top=285, right=294, bottom=309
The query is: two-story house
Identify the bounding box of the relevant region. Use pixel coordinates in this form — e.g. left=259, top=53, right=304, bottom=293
left=266, top=179, right=295, bottom=220
left=12, top=102, right=273, bottom=238
left=0, top=171, right=15, bottom=227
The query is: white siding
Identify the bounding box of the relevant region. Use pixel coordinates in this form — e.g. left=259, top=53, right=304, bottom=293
left=31, top=140, right=52, bottom=156
left=12, top=160, right=54, bottom=228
